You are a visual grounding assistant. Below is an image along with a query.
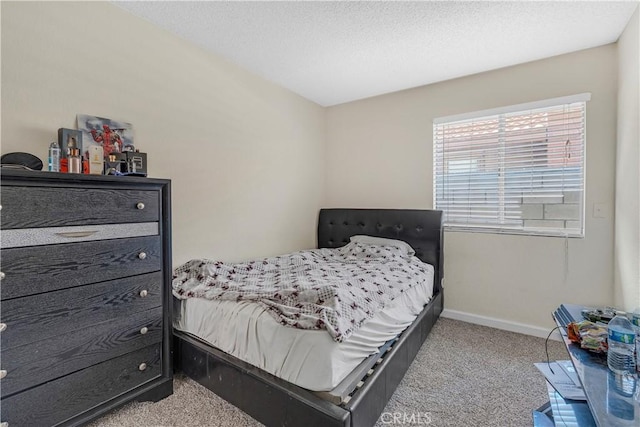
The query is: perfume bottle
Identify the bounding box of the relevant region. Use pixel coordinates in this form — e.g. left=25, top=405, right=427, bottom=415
left=48, top=142, right=60, bottom=172
left=68, top=148, right=81, bottom=174
left=66, top=135, right=78, bottom=156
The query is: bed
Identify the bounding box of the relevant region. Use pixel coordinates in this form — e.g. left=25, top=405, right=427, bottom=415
left=173, top=208, right=444, bottom=427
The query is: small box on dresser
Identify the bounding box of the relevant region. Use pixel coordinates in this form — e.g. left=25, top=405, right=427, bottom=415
left=0, top=169, right=173, bottom=427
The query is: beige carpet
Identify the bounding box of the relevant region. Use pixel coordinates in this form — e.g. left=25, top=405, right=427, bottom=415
left=90, top=318, right=566, bottom=427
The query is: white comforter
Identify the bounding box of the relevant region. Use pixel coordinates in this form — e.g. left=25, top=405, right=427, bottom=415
left=172, top=242, right=431, bottom=342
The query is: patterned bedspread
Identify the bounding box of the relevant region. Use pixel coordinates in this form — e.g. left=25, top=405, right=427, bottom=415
left=172, top=242, right=432, bottom=342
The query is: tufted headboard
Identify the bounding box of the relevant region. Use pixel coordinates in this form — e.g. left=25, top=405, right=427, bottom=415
left=317, top=209, right=444, bottom=294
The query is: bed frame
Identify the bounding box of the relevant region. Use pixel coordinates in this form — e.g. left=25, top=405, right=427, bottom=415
left=173, top=208, right=444, bottom=427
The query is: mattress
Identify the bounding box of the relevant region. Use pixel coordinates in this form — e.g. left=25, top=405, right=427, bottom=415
left=174, top=263, right=434, bottom=392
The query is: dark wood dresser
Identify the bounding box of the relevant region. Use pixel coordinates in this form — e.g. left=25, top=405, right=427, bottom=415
left=0, top=169, right=173, bottom=426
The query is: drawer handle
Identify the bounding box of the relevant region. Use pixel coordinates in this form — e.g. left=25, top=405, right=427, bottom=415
left=137, top=202, right=145, bottom=210
left=0, top=323, right=6, bottom=333
left=0, top=272, right=4, bottom=281
left=138, top=363, right=147, bottom=371
left=0, top=370, right=6, bottom=380
left=139, top=289, right=148, bottom=298
left=138, top=252, right=147, bottom=260
left=140, top=327, right=148, bottom=335
left=55, top=231, right=98, bottom=238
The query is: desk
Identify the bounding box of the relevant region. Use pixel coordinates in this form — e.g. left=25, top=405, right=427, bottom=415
left=540, top=304, right=639, bottom=427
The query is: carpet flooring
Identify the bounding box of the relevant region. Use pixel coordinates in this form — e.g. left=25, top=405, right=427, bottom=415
left=90, top=318, right=566, bottom=427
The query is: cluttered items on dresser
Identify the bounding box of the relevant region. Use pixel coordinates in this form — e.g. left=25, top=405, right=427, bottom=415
left=41, top=114, right=149, bottom=176
left=103, top=148, right=148, bottom=177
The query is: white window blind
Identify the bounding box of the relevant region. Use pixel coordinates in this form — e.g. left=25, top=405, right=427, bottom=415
left=433, top=95, right=588, bottom=237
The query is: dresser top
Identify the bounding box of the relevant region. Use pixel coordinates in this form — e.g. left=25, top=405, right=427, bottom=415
left=0, top=168, right=170, bottom=186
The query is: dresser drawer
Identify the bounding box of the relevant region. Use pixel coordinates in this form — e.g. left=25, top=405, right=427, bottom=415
left=1, top=344, right=162, bottom=427
left=0, top=185, right=159, bottom=229
left=2, top=272, right=163, bottom=350
left=1, top=222, right=158, bottom=249
left=2, top=307, right=163, bottom=396
left=1, top=235, right=162, bottom=300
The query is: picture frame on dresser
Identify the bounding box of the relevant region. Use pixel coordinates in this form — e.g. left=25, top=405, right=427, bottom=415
left=0, top=169, right=173, bottom=427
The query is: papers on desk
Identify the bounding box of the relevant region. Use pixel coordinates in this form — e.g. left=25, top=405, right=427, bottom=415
left=556, top=360, right=581, bottom=386
left=535, top=361, right=586, bottom=401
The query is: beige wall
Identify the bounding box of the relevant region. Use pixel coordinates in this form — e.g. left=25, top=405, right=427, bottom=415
left=326, top=46, right=617, bottom=331
left=1, top=2, right=326, bottom=266
left=615, top=6, right=640, bottom=311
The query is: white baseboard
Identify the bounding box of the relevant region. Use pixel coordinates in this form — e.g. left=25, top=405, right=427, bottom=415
left=441, top=309, right=563, bottom=341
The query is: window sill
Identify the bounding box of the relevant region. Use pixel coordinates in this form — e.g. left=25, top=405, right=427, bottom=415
left=443, top=225, right=584, bottom=238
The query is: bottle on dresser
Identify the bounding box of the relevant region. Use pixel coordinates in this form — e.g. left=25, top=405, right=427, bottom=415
left=68, top=148, right=81, bottom=174
left=48, top=142, right=60, bottom=172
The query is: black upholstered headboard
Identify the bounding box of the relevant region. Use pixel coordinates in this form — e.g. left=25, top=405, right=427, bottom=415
left=317, top=209, right=444, bottom=294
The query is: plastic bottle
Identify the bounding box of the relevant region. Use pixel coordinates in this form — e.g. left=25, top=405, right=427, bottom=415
left=607, top=371, right=636, bottom=420
left=632, top=307, right=640, bottom=372
left=48, top=142, right=60, bottom=172
left=607, top=311, right=636, bottom=375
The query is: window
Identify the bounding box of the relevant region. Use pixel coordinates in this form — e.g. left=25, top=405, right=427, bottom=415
left=433, top=94, right=589, bottom=237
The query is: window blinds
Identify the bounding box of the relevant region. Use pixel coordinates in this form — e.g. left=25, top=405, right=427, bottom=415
left=433, top=96, right=588, bottom=237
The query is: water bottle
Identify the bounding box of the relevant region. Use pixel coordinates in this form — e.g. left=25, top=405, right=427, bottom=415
left=607, top=371, right=636, bottom=420
left=632, top=307, right=640, bottom=372
left=608, top=311, right=636, bottom=375
left=48, top=141, right=60, bottom=172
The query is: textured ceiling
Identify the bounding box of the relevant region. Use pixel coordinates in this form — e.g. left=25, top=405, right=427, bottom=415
left=115, top=1, right=639, bottom=106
